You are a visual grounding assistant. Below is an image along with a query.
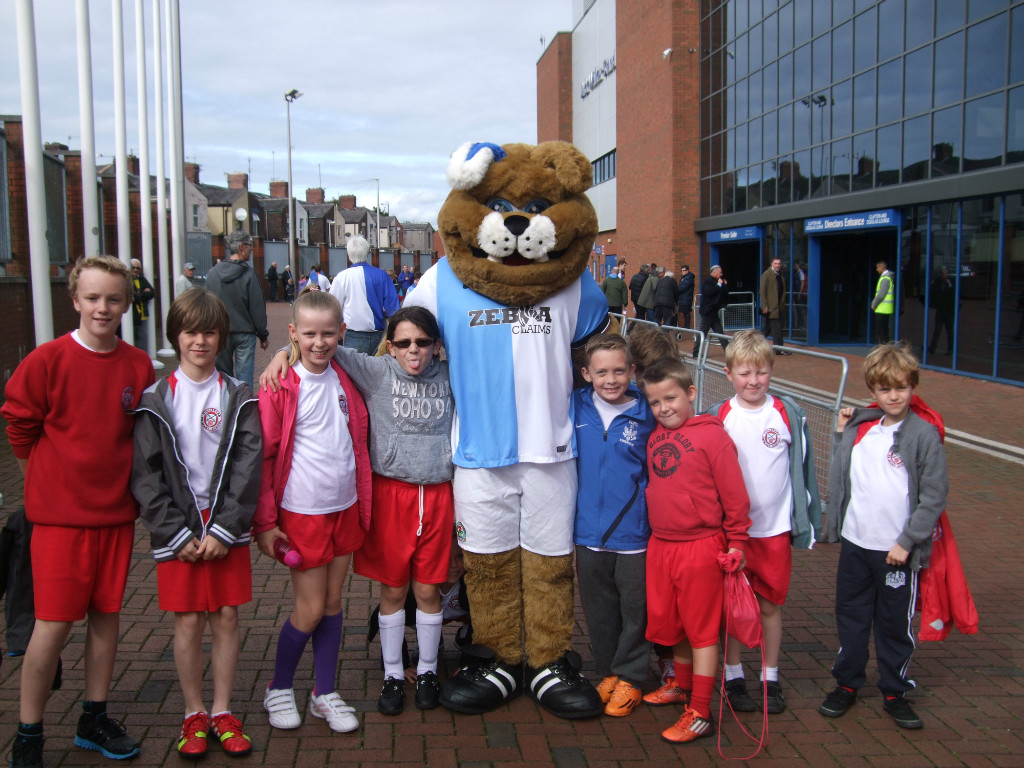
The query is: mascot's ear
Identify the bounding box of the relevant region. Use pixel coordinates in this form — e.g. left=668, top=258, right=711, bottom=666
left=531, top=142, right=593, bottom=195
left=446, top=141, right=507, bottom=190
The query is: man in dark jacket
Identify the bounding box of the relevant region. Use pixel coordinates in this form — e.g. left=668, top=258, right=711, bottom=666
left=653, top=267, right=679, bottom=326
left=130, top=258, right=155, bottom=353
left=629, top=264, right=650, bottom=317
left=206, top=231, right=270, bottom=388
left=692, top=265, right=730, bottom=356
left=677, top=264, right=695, bottom=329
left=267, top=261, right=279, bottom=302
left=601, top=268, right=629, bottom=314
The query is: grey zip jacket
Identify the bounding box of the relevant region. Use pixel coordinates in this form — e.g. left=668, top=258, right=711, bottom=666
left=332, top=346, right=454, bottom=484
left=131, top=373, right=262, bottom=561
left=825, top=408, right=947, bottom=571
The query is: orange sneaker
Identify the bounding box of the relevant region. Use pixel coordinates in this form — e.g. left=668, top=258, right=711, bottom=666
left=210, top=713, right=252, bottom=756
left=661, top=707, right=712, bottom=744
left=177, top=712, right=208, bottom=759
left=643, top=681, right=689, bottom=706
left=596, top=675, right=619, bottom=704
left=605, top=679, right=641, bottom=717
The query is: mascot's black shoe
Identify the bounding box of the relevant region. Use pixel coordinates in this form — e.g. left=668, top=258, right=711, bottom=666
left=439, top=644, right=522, bottom=715
left=525, top=651, right=603, bottom=719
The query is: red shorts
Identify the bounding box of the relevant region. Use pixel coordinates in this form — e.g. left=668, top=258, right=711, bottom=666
left=744, top=533, right=792, bottom=605
left=280, top=505, right=363, bottom=570
left=645, top=533, right=726, bottom=649
left=31, top=523, right=135, bottom=621
left=354, top=475, right=454, bottom=587
left=156, top=545, right=252, bottom=612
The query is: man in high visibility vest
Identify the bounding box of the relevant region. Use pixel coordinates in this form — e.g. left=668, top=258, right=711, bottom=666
left=871, top=260, right=896, bottom=344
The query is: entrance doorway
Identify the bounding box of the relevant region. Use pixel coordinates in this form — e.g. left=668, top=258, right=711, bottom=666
left=714, top=240, right=761, bottom=295
left=817, top=231, right=897, bottom=344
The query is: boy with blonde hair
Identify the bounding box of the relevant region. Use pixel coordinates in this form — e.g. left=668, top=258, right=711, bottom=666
left=708, top=329, right=820, bottom=714
left=641, top=358, right=750, bottom=743
left=573, top=334, right=656, bottom=717
left=818, top=343, right=946, bottom=729
left=3, top=256, right=155, bottom=767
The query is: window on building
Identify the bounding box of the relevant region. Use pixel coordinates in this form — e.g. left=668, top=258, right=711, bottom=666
left=591, top=149, right=617, bottom=186
left=192, top=204, right=199, bottom=229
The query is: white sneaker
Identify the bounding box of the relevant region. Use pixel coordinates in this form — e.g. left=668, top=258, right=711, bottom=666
left=263, top=686, right=301, bottom=729
left=309, top=691, right=359, bottom=733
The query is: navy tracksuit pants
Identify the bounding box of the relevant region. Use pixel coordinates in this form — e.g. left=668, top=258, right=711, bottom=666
left=831, top=538, right=918, bottom=695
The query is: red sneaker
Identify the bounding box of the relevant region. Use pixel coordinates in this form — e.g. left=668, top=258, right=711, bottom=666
left=177, top=712, right=208, bottom=759
left=210, top=713, right=252, bottom=756
left=662, top=707, right=713, bottom=744
left=643, top=681, right=689, bottom=706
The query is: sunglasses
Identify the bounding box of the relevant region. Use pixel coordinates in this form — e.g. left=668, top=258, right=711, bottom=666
left=390, top=338, right=434, bottom=349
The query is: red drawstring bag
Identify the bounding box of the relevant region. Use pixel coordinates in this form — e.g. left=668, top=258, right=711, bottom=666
left=717, top=550, right=768, bottom=760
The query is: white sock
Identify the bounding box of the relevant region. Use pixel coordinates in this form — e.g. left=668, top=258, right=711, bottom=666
left=378, top=609, right=406, bottom=680
left=415, top=610, right=443, bottom=675
left=725, top=663, right=745, bottom=682
left=761, top=666, right=779, bottom=683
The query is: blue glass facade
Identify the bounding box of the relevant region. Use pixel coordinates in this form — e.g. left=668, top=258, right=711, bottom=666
left=698, top=0, right=1024, bottom=385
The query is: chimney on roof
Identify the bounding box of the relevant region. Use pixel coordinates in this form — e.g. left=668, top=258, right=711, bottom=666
left=227, top=173, right=249, bottom=190
left=184, top=162, right=200, bottom=184
left=306, top=187, right=325, bottom=204
left=269, top=180, right=289, bottom=199
left=44, top=142, right=70, bottom=153
left=338, top=194, right=356, bottom=210
left=127, top=155, right=140, bottom=176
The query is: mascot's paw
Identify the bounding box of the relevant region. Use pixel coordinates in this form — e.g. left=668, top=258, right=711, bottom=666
left=439, top=644, right=522, bottom=715
left=525, top=650, right=602, bottom=719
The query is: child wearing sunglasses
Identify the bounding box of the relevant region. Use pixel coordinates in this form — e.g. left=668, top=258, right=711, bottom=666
left=260, top=306, right=455, bottom=715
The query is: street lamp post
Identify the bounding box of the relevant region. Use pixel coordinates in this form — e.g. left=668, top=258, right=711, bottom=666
left=285, top=89, right=302, bottom=271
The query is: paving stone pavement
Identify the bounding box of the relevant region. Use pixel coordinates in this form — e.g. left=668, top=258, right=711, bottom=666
left=0, top=301, right=1021, bottom=767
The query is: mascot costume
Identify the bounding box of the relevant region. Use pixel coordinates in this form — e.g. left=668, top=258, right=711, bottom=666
left=404, top=141, right=609, bottom=718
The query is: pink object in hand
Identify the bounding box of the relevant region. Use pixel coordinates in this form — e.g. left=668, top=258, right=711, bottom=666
left=273, top=538, right=303, bottom=568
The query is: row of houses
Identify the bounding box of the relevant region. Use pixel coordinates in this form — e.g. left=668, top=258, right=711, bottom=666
left=0, top=114, right=443, bottom=397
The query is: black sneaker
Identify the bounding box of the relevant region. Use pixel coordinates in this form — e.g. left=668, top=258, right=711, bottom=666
left=883, top=695, right=923, bottom=729
left=74, top=713, right=140, bottom=759
left=378, top=677, right=406, bottom=716
left=818, top=686, right=857, bottom=718
left=415, top=671, right=441, bottom=710
left=9, top=735, right=43, bottom=768
left=724, top=678, right=757, bottom=712
left=764, top=681, right=787, bottom=714
left=524, top=651, right=603, bottom=720
left=439, top=644, right=522, bottom=715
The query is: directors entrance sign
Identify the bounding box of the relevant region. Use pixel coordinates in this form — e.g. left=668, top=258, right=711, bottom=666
left=804, top=208, right=898, bottom=233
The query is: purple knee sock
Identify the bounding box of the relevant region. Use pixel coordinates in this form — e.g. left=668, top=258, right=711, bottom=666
left=272, top=618, right=312, bottom=690
left=311, top=611, right=344, bottom=696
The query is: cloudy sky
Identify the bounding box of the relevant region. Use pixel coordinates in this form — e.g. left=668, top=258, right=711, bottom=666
left=1, top=0, right=573, bottom=226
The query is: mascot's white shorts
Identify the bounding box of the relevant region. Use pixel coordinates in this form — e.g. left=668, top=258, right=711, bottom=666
left=454, top=461, right=577, bottom=556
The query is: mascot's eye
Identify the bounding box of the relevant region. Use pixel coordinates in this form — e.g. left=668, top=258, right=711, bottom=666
left=487, top=198, right=515, bottom=213
left=522, top=199, right=550, bottom=214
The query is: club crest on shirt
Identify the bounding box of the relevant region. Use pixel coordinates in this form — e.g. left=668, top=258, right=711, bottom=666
left=339, top=394, right=349, bottom=416
left=762, top=427, right=781, bottom=448
left=931, top=522, right=943, bottom=542
left=201, top=407, right=222, bottom=432
left=887, top=448, right=904, bottom=469
left=121, top=387, right=135, bottom=409
left=456, top=521, right=467, bottom=543
left=620, top=421, right=638, bottom=447
left=651, top=442, right=681, bottom=478
left=885, top=571, right=907, bottom=589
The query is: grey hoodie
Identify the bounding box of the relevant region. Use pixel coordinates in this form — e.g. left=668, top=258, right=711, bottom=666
left=206, top=258, right=269, bottom=342
left=333, top=345, right=454, bottom=484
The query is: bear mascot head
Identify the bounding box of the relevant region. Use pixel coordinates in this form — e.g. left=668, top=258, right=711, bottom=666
left=414, top=141, right=608, bottom=721
left=438, top=141, right=599, bottom=307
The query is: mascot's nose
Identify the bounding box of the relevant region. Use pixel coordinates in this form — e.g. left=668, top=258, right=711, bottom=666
left=503, top=215, right=530, bottom=237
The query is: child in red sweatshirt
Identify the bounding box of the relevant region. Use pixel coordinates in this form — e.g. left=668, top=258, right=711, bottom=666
left=641, top=358, right=751, bottom=744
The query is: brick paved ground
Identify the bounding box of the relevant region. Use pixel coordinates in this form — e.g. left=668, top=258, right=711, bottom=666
left=0, top=301, right=1021, bottom=767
